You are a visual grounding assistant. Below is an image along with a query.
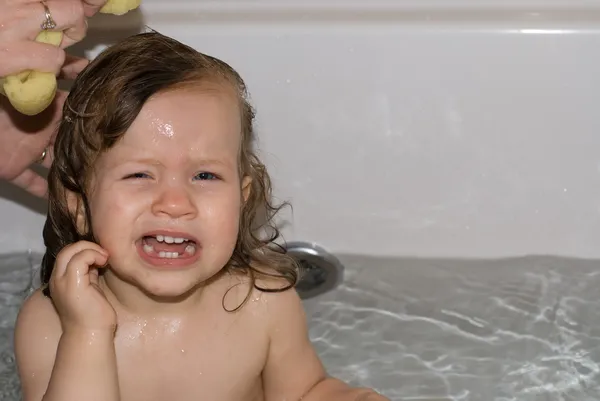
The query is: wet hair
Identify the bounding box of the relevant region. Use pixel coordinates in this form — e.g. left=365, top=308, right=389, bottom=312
left=40, top=31, right=298, bottom=308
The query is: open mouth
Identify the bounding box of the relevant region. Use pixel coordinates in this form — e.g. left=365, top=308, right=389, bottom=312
left=140, top=234, right=198, bottom=260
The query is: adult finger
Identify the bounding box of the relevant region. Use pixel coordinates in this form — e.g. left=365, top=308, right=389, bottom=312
left=81, top=0, right=109, bottom=17
left=11, top=145, right=55, bottom=199
left=0, top=41, right=65, bottom=77
left=10, top=167, right=49, bottom=198
left=1, top=0, right=86, bottom=42
left=59, top=53, right=89, bottom=80
left=41, top=144, right=54, bottom=170
left=62, top=11, right=88, bottom=47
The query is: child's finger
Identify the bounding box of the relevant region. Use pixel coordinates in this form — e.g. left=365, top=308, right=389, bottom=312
left=88, top=267, right=100, bottom=286
left=64, top=249, right=108, bottom=288
left=53, top=241, right=107, bottom=278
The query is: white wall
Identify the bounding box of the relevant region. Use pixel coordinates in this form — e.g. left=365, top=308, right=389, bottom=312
left=2, top=0, right=600, bottom=258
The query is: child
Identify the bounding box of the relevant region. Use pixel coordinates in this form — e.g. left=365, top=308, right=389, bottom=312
left=13, top=32, right=390, bottom=401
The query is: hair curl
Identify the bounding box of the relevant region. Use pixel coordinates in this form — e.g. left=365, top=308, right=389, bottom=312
left=40, top=31, right=298, bottom=308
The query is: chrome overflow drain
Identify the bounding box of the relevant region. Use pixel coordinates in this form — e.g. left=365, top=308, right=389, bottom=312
left=284, top=242, right=344, bottom=299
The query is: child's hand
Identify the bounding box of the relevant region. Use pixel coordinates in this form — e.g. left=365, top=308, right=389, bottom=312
left=49, top=241, right=117, bottom=333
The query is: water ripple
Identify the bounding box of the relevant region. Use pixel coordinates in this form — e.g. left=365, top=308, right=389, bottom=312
left=303, top=255, right=600, bottom=401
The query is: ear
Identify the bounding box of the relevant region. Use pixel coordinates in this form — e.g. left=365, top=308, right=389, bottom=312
left=241, top=175, right=252, bottom=202
left=65, top=190, right=87, bottom=234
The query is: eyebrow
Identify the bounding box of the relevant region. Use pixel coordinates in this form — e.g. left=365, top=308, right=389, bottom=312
left=115, top=157, right=232, bottom=168
left=129, top=158, right=162, bottom=166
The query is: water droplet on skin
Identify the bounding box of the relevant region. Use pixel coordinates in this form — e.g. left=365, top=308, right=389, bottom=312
left=151, top=118, right=175, bottom=138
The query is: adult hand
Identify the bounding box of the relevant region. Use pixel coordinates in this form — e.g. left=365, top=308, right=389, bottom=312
left=0, top=0, right=107, bottom=198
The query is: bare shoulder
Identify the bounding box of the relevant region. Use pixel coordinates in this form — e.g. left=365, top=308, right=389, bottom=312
left=254, top=273, right=305, bottom=322
left=15, top=287, right=61, bottom=338
left=217, top=267, right=303, bottom=321
left=14, top=288, right=62, bottom=400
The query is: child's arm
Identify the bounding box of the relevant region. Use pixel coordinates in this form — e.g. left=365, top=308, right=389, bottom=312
left=14, top=289, right=120, bottom=401
left=260, top=288, right=389, bottom=401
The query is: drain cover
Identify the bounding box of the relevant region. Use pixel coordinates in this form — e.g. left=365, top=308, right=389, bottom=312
left=284, top=242, right=344, bottom=299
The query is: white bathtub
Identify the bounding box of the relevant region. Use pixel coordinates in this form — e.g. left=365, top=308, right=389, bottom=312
left=2, top=0, right=600, bottom=259
left=2, top=1, right=600, bottom=400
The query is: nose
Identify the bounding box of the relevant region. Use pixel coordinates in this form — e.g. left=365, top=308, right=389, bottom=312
left=151, top=182, right=197, bottom=220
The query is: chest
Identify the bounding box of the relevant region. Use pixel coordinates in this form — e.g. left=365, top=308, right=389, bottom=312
left=113, top=318, right=268, bottom=401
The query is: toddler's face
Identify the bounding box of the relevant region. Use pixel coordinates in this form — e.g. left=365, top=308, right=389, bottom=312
left=84, top=87, right=249, bottom=298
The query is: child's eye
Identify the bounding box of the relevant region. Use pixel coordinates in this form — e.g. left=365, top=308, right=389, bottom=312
left=194, top=172, right=217, bottom=181
left=124, top=172, right=151, bottom=179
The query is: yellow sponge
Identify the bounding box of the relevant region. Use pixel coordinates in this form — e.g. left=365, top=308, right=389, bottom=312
left=0, top=0, right=141, bottom=115
left=99, top=0, right=141, bottom=16
left=1, top=31, right=63, bottom=116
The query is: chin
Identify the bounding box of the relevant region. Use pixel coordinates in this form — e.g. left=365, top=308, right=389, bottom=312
left=136, top=274, right=206, bottom=301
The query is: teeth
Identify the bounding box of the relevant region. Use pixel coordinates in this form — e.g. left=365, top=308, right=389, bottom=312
left=153, top=235, right=188, bottom=243
left=141, top=242, right=197, bottom=258
left=184, top=244, right=196, bottom=255
left=158, top=251, right=179, bottom=258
